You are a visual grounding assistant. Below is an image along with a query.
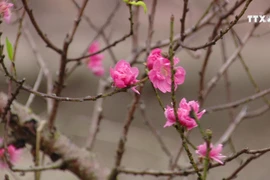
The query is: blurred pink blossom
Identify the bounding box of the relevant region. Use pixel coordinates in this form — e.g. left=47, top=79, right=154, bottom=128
left=148, top=54, right=185, bottom=93
left=196, top=143, right=226, bottom=164
left=110, top=60, right=140, bottom=94
left=0, top=1, right=13, bottom=23
left=164, top=98, right=205, bottom=130
left=87, top=41, right=104, bottom=76
left=0, top=138, right=21, bottom=168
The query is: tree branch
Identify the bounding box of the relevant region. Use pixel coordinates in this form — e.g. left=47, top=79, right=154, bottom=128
left=21, top=0, right=62, bottom=54
left=0, top=92, right=109, bottom=180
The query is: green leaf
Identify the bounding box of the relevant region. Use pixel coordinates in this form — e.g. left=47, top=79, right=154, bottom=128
left=123, top=0, right=148, bottom=13
left=5, top=37, right=14, bottom=62
left=129, top=1, right=147, bottom=13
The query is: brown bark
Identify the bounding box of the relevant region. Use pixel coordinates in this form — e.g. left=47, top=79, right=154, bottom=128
left=0, top=92, right=109, bottom=180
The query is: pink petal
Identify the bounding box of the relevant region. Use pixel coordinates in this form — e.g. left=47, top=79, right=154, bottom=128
left=211, top=157, right=224, bottom=164
left=131, top=86, right=140, bottom=94
left=110, top=60, right=140, bottom=90
left=197, top=109, right=206, bottom=119
left=212, top=144, right=223, bottom=154
left=8, top=3, right=13, bottom=8
left=174, top=66, right=186, bottom=85
left=156, top=81, right=167, bottom=93
left=173, top=57, right=180, bottom=65
left=163, top=120, right=175, bottom=128
left=179, top=98, right=188, bottom=108
left=114, top=79, right=126, bottom=88
left=131, top=67, right=139, bottom=77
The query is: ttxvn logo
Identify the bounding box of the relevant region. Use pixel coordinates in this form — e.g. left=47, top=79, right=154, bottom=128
left=247, top=15, right=270, bottom=23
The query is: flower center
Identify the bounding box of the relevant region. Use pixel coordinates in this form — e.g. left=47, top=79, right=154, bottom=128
left=161, top=67, right=169, bottom=76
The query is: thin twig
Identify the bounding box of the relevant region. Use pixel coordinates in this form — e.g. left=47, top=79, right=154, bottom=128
left=129, top=0, right=226, bottom=64
left=223, top=152, right=267, bottom=180
left=2, top=79, right=25, bottom=167
left=12, top=160, right=63, bottom=172
left=194, top=1, right=214, bottom=29
left=152, top=85, right=165, bottom=110
left=25, top=69, right=43, bottom=108
left=13, top=10, right=25, bottom=62
left=71, top=0, right=120, bottom=64
left=20, top=21, right=53, bottom=114
left=14, top=1, right=54, bottom=114
left=169, top=134, right=186, bottom=169
left=68, top=3, right=134, bottom=62
left=179, top=0, right=250, bottom=51
left=244, top=105, right=270, bottom=119
left=118, top=147, right=270, bottom=177
left=206, top=87, right=270, bottom=113
left=35, top=120, right=47, bottom=180
left=201, top=23, right=260, bottom=100
left=198, top=0, right=253, bottom=104
left=180, top=0, right=189, bottom=42
left=85, top=79, right=106, bottom=150
left=21, top=0, right=62, bottom=54
left=145, top=0, right=157, bottom=59
left=48, top=0, right=91, bottom=129
left=132, top=5, right=140, bottom=54
left=139, top=101, right=173, bottom=162
left=227, top=19, right=270, bottom=107
left=215, top=106, right=247, bottom=145
left=169, top=14, right=202, bottom=180
left=0, top=59, right=25, bottom=123
left=109, top=86, right=143, bottom=180
left=0, top=64, right=148, bottom=102
left=252, top=30, right=270, bottom=37
left=220, top=32, right=234, bottom=123
left=220, top=19, right=240, bottom=164
left=202, top=130, right=212, bottom=180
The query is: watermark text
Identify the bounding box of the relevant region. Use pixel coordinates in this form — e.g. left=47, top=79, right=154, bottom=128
left=247, top=15, right=270, bottom=23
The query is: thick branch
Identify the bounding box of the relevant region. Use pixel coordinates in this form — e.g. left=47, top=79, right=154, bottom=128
left=0, top=93, right=109, bottom=180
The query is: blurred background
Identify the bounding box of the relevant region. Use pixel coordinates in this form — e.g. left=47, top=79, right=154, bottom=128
left=1, top=0, right=270, bottom=179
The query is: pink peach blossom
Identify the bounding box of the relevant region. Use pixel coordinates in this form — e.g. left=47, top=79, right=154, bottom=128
left=87, top=41, right=104, bottom=76
left=148, top=57, right=185, bottom=93
left=164, top=98, right=205, bottom=130
left=0, top=1, right=13, bottom=23
left=147, top=48, right=162, bottom=70
left=164, top=105, right=176, bottom=127
left=110, top=60, right=140, bottom=94
left=0, top=138, right=21, bottom=168
left=196, top=143, right=226, bottom=164
left=178, top=98, right=205, bottom=130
